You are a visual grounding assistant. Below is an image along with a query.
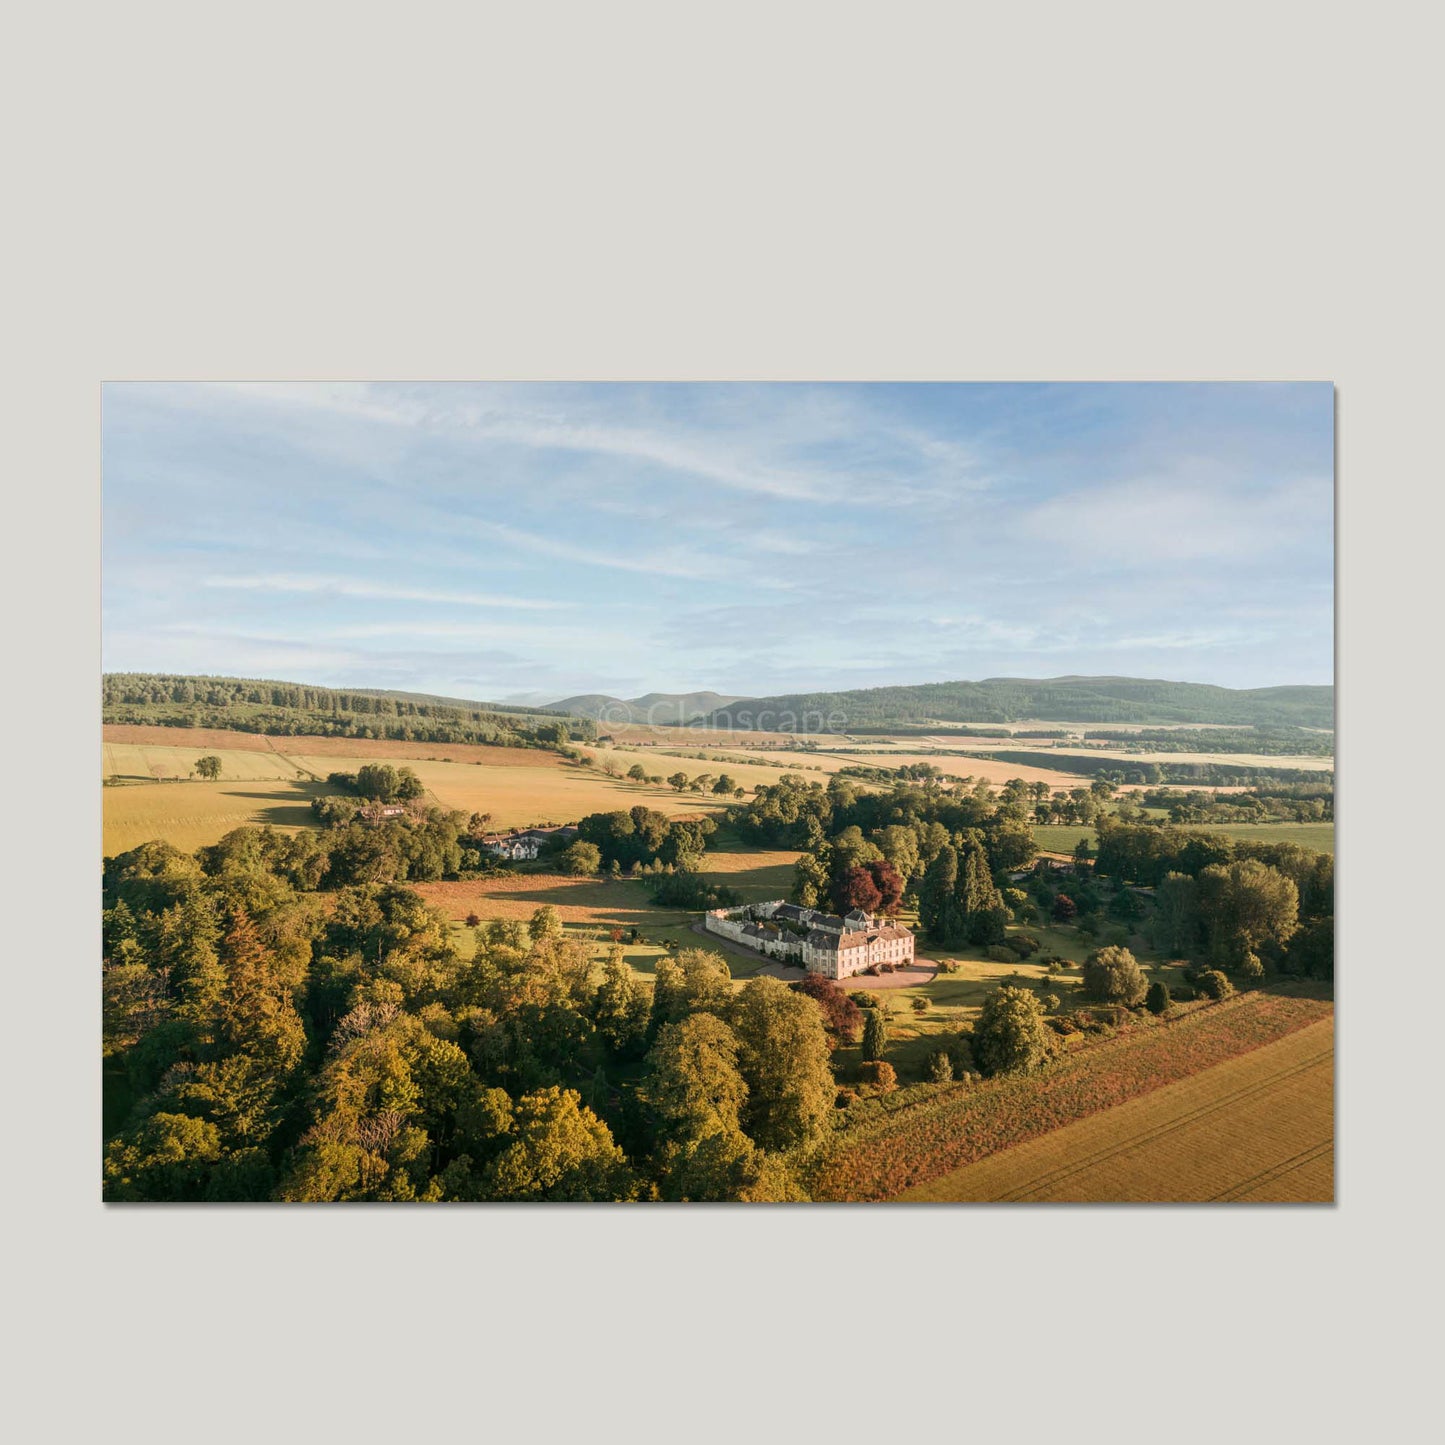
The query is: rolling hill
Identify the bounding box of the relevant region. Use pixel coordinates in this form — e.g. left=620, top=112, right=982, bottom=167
left=551, top=690, right=748, bottom=725
left=694, top=676, right=1334, bottom=730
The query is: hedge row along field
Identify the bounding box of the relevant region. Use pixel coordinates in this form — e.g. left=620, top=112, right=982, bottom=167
left=809, top=988, right=1333, bottom=1202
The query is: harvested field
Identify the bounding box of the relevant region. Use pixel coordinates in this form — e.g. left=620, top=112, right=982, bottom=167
left=103, top=733, right=728, bottom=855
left=104, top=741, right=309, bottom=783
left=583, top=745, right=836, bottom=794
left=598, top=723, right=836, bottom=749
left=279, top=752, right=719, bottom=829
left=809, top=988, right=1332, bottom=1202
left=801, top=750, right=1102, bottom=788
left=902, top=1016, right=1334, bottom=1202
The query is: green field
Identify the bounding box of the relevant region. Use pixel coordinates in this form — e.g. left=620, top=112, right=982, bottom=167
left=1034, top=821, right=1334, bottom=856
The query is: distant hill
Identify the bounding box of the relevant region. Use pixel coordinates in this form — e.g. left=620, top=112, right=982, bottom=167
left=695, top=676, right=1334, bottom=730
left=552, top=690, right=748, bottom=726
left=352, top=687, right=569, bottom=718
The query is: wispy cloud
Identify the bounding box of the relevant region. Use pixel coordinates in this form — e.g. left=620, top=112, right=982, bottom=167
left=203, top=573, right=566, bottom=610
left=103, top=382, right=1335, bottom=696
left=463, top=519, right=741, bottom=582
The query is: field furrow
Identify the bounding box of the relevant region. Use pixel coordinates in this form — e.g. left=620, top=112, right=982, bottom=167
left=900, top=1016, right=1333, bottom=1203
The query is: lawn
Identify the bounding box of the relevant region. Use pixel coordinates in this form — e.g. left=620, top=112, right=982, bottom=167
left=417, top=839, right=806, bottom=985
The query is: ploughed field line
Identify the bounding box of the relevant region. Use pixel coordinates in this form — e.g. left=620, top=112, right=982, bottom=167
left=988, top=1044, right=1332, bottom=1203
left=895, top=1015, right=1334, bottom=1204
left=1209, top=1138, right=1334, bottom=1202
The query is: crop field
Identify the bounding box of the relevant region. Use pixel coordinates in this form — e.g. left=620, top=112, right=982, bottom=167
left=809, top=988, right=1332, bottom=1201
left=102, top=724, right=562, bottom=767
left=900, top=1016, right=1334, bottom=1202
left=598, top=723, right=837, bottom=748
left=103, top=728, right=737, bottom=856
left=800, top=749, right=1103, bottom=787
left=103, top=778, right=326, bottom=856
left=104, top=740, right=311, bottom=783
left=582, top=744, right=838, bottom=794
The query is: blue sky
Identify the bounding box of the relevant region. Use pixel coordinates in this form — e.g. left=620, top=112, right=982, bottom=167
left=102, top=382, right=1334, bottom=702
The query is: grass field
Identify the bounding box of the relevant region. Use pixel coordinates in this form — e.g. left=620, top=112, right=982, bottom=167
left=900, top=1015, right=1333, bottom=1202
left=1033, top=821, right=1334, bottom=855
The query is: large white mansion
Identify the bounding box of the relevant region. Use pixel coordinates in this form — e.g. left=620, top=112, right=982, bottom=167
left=703, top=900, right=915, bottom=981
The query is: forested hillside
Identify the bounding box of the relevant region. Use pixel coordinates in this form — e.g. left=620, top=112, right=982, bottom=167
left=103, top=674, right=594, bottom=748
left=697, top=677, right=1334, bottom=730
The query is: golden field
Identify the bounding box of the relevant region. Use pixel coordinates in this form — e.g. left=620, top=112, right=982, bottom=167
left=103, top=728, right=727, bottom=857
left=900, top=1015, right=1334, bottom=1203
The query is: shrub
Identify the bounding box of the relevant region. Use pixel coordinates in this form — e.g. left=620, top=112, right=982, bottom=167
left=1040, top=993, right=1060, bottom=1014
left=1236, top=950, right=1265, bottom=981
left=936, top=959, right=959, bottom=975
left=1052, top=894, right=1078, bottom=923
left=464, top=912, right=481, bottom=928
left=858, top=1060, right=898, bottom=1092
left=835, top=1088, right=858, bottom=1109
left=986, top=944, right=1017, bottom=963
left=560, top=840, right=603, bottom=877
left=1045, top=959, right=1066, bottom=976
left=946, top=1031, right=976, bottom=1077
left=1082, top=946, right=1148, bottom=1006
left=1005, top=933, right=1041, bottom=959
left=925, top=1051, right=954, bottom=1083
left=851, top=990, right=880, bottom=1009
left=910, top=996, right=928, bottom=1014
left=1195, top=969, right=1235, bottom=1001
left=879, top=962, right=895, bottom=974
left=1145, top=980, right=1172, bottom=1015
left=1048, top=1015, right=1079, bottom=1036
left=861, top=1009, right=888, bottom=1063
left=973, top=986, right=1053, bottom=1077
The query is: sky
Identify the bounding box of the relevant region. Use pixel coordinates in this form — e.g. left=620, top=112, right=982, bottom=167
left=101, top=382, right=1334, bottom=703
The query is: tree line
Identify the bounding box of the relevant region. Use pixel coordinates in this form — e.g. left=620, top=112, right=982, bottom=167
left=103, top=672, right=595, bottom=750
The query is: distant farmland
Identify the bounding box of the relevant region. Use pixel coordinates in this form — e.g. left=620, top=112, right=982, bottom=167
left=901, top=1016, right=1333, bottom=1202
left=103, top=727, right=730, bottom=857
